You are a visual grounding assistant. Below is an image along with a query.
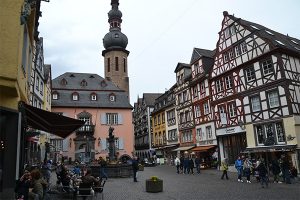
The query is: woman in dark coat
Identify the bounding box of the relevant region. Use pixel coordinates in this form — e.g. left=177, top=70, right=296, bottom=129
left=189, top=158, right=194, bottom=174
left=271, top=159, right=282, bottom=183
left=257, top=159, right=268, bottom=188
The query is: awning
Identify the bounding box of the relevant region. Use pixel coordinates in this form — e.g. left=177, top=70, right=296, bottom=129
left=19, top=101, right=85, bottom=138
left=243, top=145, right=297, bottom=153
left=192, top=145, right=216, bottom=152
left=154, top=144, right=178, bottom=150
left=172, top=146, right=195, bottom=152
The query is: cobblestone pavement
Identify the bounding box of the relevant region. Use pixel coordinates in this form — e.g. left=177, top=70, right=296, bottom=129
left=50, top=165, right=300, bottom=200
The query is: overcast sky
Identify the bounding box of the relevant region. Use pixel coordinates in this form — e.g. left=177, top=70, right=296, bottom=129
left=39, top=0, right=300, bottom=104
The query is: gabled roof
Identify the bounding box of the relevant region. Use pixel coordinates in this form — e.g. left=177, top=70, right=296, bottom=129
left=190, top=48, right=215, bottom=64
left=143, top=93, right=163, bottom=106
left=174, top=62, right=190, bottom=73
left=224, top=11, right=300, bottom=54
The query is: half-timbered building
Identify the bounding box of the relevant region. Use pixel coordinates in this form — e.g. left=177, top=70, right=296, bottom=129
left=133, top=93, right=162, bottom=159
left=173, top=63, right=196, bottom=155
left=211, top=11, right=300, bottom=170
left=189, top=48, right=218, bottom=166
left=151, top=87, right=179, bottom=164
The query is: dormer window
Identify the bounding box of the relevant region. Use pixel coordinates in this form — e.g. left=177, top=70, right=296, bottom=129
left=91, top=93, right=97, bottom=101
left=60, top=78, right=67, bottom=86
left=81, top=79, right=87, bottom=87
left=101, top=80, right=107, bottom=87
left=72, top=92, right=79, bottom=101
left=109, top=94, right=116, bottom=102
left=52, top=92, right=58, bottom=100
left=291, top=40, right=299, bottom=45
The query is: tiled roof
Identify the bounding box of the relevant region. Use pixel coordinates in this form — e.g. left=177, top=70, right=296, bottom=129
left=52, top=72, right=120, bottom=91
left=143, top=93, right=163, bottom=106
left=174, top=62, right=190, bottom=73
left=52, top=72, right=132, bottom=109
left=190, top=48, right=215, bottom=64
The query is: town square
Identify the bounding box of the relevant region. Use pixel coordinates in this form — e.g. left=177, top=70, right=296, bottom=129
left=1, top=0, right=300, bottom=199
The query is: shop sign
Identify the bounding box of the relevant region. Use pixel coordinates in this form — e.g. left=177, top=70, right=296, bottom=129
left=216, top=126, right=244, bottom=136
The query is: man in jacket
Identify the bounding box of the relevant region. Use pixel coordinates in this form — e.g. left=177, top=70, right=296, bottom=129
left=235, top=156, right=244, bottom=182
left=195, top=156, right=201, bottom=174
left=132, top=156, right=139, bottom=182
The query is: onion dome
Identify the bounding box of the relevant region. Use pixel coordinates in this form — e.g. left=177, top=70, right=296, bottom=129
left=103, top=0, right=128, bottom=50
left=103, top=29, right=128, bottom=49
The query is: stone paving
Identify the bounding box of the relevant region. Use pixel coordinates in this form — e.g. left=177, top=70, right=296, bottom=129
left=50, top=165, right=300, bottom=200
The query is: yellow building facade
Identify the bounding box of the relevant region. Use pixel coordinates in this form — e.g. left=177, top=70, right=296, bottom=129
left=0, top=0, right=41, bottom=197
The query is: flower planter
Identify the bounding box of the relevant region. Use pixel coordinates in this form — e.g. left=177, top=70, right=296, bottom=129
left=139, top=165, right=144, bottom=171
left=146, top=179, right=163, bottom=193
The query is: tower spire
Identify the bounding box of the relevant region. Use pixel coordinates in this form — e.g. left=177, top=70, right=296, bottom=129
left=102, top=0, right=130, bottom=100
left=108, top=0, right=122, bottom=31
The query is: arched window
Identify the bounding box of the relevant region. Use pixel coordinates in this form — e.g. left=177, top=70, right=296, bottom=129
left=101, top=80, right=107, bottom=87
left=80, top=79, right=87, bottom=87
left=109, top=93, right=116, bottom=102
left=91, top=93, right=97, bottom=101
left=60, top=78, right=67, bottom=85
left=72, top=92, right=79, bottom=101
left=52, top=91, right=59, bottom=100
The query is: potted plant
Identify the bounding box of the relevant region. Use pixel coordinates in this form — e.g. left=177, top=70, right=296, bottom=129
left=146, top=176, right=163, bottom=193
left=138, top=163, right=144, bottom=171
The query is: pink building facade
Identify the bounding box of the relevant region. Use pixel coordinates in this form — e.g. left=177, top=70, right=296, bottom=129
left=51, top=73, right=134, bottom=162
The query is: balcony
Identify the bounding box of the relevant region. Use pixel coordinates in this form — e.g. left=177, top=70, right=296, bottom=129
left=76, top=125, right=95, bottom=135
left=135, top=143, right=150, bottom=150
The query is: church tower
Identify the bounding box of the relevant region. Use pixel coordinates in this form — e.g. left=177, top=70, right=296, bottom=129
left=102, top=0, right=130, bottom=99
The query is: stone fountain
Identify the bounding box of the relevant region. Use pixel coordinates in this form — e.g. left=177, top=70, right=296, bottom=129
left=90, top=126, right=133, bottom=178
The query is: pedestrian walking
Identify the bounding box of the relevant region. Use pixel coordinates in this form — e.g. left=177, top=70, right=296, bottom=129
left=243, top=158, right=252, bottom=183
left=41, top=160, right=51, bottom=183
left=189, top=158, right=194, bottom=174
left=271, top=158, right=282, bottom=183
left=235, top=156, right=244, bottom=182
left=174, top=157, right=181, bottom=174
left=180, top=156, right=184, bottom=174
left=99, top=157, right=108, bottom=180
left=132, top=156, right=139, bottom=182
left=220, top=158, right=229, bottom=180
left=280, top=155, right=291, bottom=184
left=195, top=156, right=201, bottom=174
left=156, top=157, right=160, bottom=165
left=256, top=159, right=268, bottom=188
left=183, top=157, right=189, bottom=174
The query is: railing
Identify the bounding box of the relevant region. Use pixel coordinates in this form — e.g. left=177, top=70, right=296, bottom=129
left=76, top=125, right=95, bottom=134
